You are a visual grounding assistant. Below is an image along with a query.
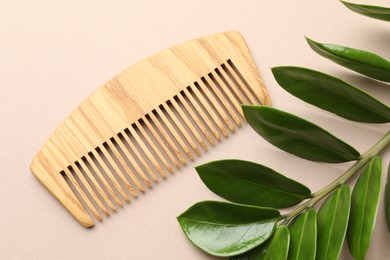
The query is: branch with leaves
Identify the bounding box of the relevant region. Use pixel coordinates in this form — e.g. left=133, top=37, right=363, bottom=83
left=177, top=1, right=390, bottom=259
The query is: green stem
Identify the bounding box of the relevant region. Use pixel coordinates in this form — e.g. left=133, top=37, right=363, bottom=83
left=283, top=130, right=390, bottom=222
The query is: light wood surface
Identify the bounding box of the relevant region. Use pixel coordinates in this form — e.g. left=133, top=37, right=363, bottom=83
left=30, top=31, right=270, bottom=227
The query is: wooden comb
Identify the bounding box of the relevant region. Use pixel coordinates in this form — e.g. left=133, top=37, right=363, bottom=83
left=30, top=31, right=270, bottom=227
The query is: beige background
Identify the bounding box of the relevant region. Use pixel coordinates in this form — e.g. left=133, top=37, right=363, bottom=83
left=1, top=0, right=390, bottom=259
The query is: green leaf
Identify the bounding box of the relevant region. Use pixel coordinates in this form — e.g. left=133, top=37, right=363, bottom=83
left=385, top=162, right=390, bottom=232
left=230, top=225, right=290, bottom=260
left=196, top=159, right=311, bottom=208
left=316, top=185, right=351, bottom=260
left=341, top=1, right=390, bottom=22
left=347, top=156, right=382, bottom=260
left=306, top=38, right=390, bottom=83
left=272, top=66, right=390, bottom=123
left=288, top=208, right=317, bottom=260
left=177, top=201, right=280, bottom=257
left=242, top=105, right=360, bottom=163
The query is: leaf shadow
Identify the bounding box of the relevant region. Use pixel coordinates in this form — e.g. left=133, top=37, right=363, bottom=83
left=328, top=71, right=390, bottom=102
left=336, top=70, right=389, bottom=89
left=358, top=29, right=390, bottom=57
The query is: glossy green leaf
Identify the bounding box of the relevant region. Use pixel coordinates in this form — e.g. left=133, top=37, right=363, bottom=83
left=272, top=66, right=390, bottom=123
left=242, top=105, right=360, bottom=163
left=230, top=225, right=290, bottom=260
left=288, top=208, right=317, bottom=260
left=196, top=159, right=311, bottom=208
left=347, top=156, right=382, bottom=260
left=385, top=162, right=390, bottom=232
left=177, top=201, right=280, bottom=257
left=316, top=185, right=350, bottom=260
left=306, top=38, right=390, bottom=83
left=341, top=1, right=390, bottom=22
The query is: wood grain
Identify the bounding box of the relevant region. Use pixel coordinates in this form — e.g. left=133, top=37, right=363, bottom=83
left=30, top=31, right=270, bottom=227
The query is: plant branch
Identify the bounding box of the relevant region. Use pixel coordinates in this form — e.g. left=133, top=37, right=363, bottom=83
left=283, top=130, right=390, bottom=222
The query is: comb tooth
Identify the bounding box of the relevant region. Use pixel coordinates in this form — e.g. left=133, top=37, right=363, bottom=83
left=106, top=138, right=150, bottom=190
left=227, top=59, right=263, bottom=104
left=176, top=93, right=215, bottom=146
left=98, top=147, right=138, bottom=198
left=222, top=61, right=258, bottom=104
left=62, top=113, right=129, bottom=203
left=204, top=74, right=242, bottom=127
left=57, top=120, right=113, bottom=212
left=135, top=120, right=174, bottom=173
left=77, top=159, right=116, bottom=212
left=211, top=69, right=245, bottom=119
left=120, top=129, right=163, bottom=181
left=30, top=32, right=271, bottom=228
left=196, top=80, right=236, bottom=133
left=148, top=112, right=187, bottom=165
left=69, top=164, right=109, bottom=216
left=83, top=155, right=123, bottom=208
left=182, top=88, right=221, bottom=142
left=155, top=107, right=195, bottom=161
left=161, top=103, right=201, bottom=156
left=103, top=142, right=145, bottom=192
left=190, top=84, right=229, bottom=137
left=72, top=163, right=110, bottom=217
left=44, top=139, right=101, bottom=222
left=215, top=66, right=247, bottom=118
left=76, top=99, right=149, bottom=190
left=170, top=98, right=208, bottom=151
left=90, top=150, right=130, bottom=203
left=63, top=168, right=102, bottom=221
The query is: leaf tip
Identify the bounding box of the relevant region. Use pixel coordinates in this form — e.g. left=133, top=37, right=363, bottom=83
left=271, top=66, right=285, bottom=78
left=305, top=37, right=323, bottom=51
left=194, top=163, right=208, bottom=174
left=305, top=36, right=316, bottom=44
